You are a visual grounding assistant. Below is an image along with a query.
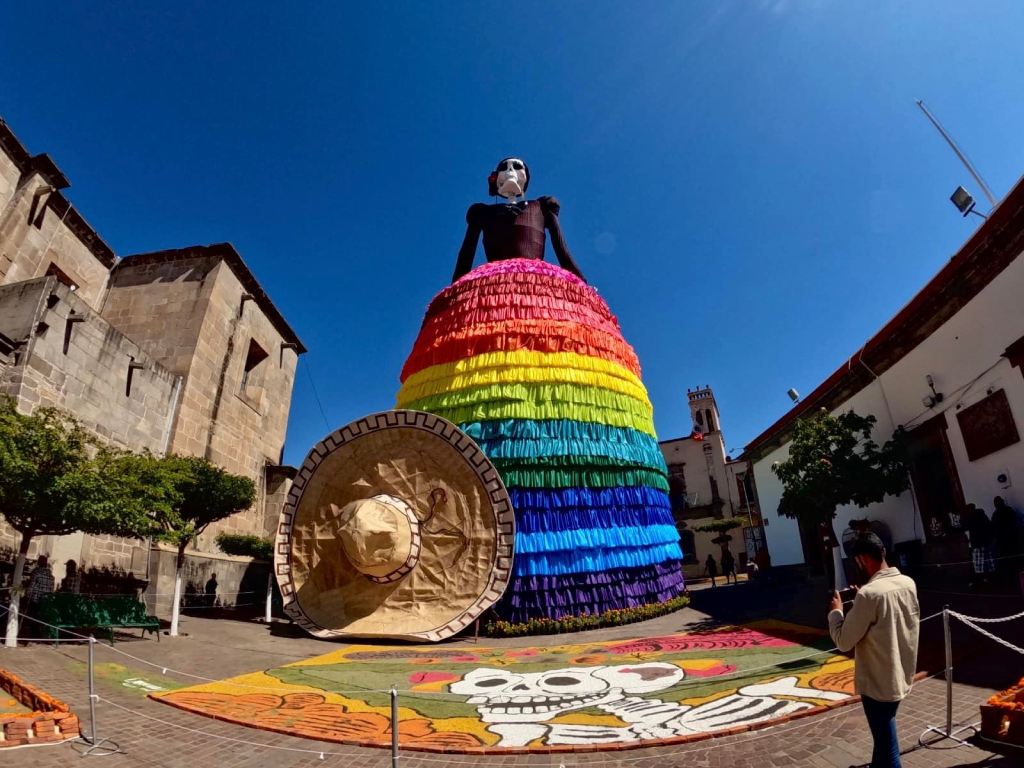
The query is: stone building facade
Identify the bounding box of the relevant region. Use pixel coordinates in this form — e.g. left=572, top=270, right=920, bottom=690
left=0, top=118, right=305, bottom=611
left=659, top=387, right=765, bottom=580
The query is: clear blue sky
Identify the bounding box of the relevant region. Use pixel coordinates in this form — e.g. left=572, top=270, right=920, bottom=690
left=4, top=2, right=1024, bottom=465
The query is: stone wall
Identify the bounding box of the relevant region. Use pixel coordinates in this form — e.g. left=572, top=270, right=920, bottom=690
left=0, top=123, right=304, bottom=600
left=5, top=277, right=181, bottom=450
left=0, top=277, right=182, bottom=573
left=104, top=251, right=299, bottom=553
left=0, top=174, right=111, bottom=312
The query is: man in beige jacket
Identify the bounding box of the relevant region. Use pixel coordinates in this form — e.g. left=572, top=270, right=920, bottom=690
left=828, top=533, right=919, bottom=768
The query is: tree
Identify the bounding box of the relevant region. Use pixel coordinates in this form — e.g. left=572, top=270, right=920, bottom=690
left=693, top=519, right=743, bottom=535
left=0, top=399, right=179, bottom=647
left=771, top=409, right=908, bottom=587
left=216, top=532, right=274, bottom=624
left=154, top=456, right=255, bottom=636
left=694, top=519, right=743, bottom=551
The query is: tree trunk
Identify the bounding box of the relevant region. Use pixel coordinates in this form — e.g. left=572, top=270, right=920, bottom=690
left=4, top=534, right=34, bottom=649
left=169, top=543, right=186, bottom=637
left=265, top=572, right=273, bottom=624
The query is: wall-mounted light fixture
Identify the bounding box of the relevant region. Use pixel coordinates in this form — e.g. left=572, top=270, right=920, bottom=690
left=787, top=388, right=801, bottom=404
left=922, top=374, right=945, bottom=408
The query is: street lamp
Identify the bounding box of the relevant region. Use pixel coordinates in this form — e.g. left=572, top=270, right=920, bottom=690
left=950, top=186, right=987, bottom=219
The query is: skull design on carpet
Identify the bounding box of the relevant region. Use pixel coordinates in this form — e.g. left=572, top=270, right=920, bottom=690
left=450, top=662, right=850, bottom=747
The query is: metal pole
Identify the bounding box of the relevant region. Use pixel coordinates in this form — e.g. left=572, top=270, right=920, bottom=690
left=916, top=100, right=998, bottom=207
left=71, top=634, right=121, bottom=757
left=391, top=686, right=399, bottom=768
left=943, top=606, right=953, bottom=735
left=88, top=635, right=98, bottom=745
left=918, top=606, right=975, bottom=748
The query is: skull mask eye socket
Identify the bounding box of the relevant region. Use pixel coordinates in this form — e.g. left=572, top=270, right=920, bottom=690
left=544, top=676, right=581, bottom=687
left=537, top=669, right=608, bottom=696
left=448, top=669, right=526, bottom=696
left=476, top=678, right=509, bottom=688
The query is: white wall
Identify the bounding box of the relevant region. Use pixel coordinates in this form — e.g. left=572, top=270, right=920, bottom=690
left=753, top=248, right=1024, bottom=566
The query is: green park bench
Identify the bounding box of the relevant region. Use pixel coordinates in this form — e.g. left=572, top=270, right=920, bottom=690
left=37, top=593, right=160, bottom=645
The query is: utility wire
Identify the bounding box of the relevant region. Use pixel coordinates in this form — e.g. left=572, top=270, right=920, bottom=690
left=301, top=356, right=332, bottom=431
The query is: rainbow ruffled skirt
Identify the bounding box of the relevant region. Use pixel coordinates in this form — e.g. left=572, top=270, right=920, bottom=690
left=397, top=259, right=684, bottom=622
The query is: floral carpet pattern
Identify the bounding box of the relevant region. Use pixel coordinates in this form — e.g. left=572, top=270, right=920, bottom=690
left=152, top=621, right=856, bottom=753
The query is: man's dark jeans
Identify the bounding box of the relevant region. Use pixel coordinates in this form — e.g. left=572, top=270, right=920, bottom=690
left=861, top=695, right=901, bottom=767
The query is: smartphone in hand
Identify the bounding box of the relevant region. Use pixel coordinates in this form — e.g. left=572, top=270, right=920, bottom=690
left=838, top=587, right=857, bottom=604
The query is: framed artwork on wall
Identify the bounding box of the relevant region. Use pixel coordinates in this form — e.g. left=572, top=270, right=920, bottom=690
left=956, top=388, right=1021, bottom=461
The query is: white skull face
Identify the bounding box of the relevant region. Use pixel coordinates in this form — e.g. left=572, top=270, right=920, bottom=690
left=495, top=158, right=527, bottom=199
left=449, top=663, right=684, bottom=723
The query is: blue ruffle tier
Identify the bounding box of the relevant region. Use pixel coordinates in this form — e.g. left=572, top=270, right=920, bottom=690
left=498, top=561, right=685, bottom=622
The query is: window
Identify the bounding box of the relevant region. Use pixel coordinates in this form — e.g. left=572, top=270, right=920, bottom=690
left=667, top=464, right=688, bottom=515
left=46, top=262, right=79, bottom=292
left=241, top=339, right=269, bottom=392
left=679, top=529, right=697, bottom=564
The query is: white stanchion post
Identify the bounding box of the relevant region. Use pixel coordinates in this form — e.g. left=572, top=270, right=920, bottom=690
left=391, top=686, right=399, bottom=768
left=72, top=634, right=121, bottom=756
left=943, top=606, right=953, bottom=735
left=919, top=605, right=975, bottom=748
left=87, top=635, right=97, bottom=745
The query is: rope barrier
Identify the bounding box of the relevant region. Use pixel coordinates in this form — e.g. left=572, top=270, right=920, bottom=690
left=3, top=602, right=1001, bottom=765
left=912, top=552, right=1024, bottom=568
left=0, top=605, right=948, bottom=697
left=949, top=611, right=1024, bottom=656
left=947, top=608, right=1024, bottom=624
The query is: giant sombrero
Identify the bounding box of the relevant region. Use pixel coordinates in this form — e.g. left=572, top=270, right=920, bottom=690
left=275, top=410, right=515, bottom=642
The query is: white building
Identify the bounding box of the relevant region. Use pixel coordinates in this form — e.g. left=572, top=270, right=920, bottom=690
left=660, top=387, right=764, bottom=579
left=742, top=176, right=1024, bottom=572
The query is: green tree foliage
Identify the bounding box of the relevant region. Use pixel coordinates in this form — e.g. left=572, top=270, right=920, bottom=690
left=155, top=455, right=256, bottom=561
left=155, top=455, right=255, bottom=636
left=693, top=519, right=743, bottom=534
left=771, top=409, right=908, bottom=526
left=216, top=532, right=275, bottom=623
left=0, top=398, right=181, bottom=646
left=216, top=532, right=273, bottom=560
left=0, top=399, right=176, bottom=542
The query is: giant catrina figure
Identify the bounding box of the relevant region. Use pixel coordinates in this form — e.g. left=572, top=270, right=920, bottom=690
left=397, top=158, right=684, bottom=624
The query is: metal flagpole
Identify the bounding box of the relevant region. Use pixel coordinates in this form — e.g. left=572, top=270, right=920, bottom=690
left=916, top=100, right=998, bottom=207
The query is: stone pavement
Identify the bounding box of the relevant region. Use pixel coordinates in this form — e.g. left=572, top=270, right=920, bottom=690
left=1, top=582, right=1020, bottom=767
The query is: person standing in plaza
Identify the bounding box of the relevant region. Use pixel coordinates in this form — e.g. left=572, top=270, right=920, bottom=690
left=966, top=503, right=995, bottom=587
left=704, top=553, right=718, bottom=587
left=205, top=573, right=218, bottom=608
left=991, top=496, right=1022, bottom=590
left=22, top=555, right=55, bottom=635
left=60, top=560, right=82, bottom=594
left=721, top=547, right=738, bottom=585
left=828, top=533, right=919, bottom=768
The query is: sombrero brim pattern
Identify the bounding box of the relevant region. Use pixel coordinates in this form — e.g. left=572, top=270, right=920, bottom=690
left=275, top=410, right=515, bottom=642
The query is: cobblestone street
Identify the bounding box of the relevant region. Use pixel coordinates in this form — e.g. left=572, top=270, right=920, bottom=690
left=2, top=581, right=1020, bottom=767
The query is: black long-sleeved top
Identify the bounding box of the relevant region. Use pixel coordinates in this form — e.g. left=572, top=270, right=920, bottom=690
left=451, top=196, right=586, bottom=283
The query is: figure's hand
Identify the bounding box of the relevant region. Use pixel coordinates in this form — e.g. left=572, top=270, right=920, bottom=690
left=828, top=591, right=843, bottom=613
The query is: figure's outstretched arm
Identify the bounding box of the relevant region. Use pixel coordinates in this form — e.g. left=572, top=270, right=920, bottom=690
left=452, top=204, right=484, bottom=283
left=539, top=196, right=586, bottom=282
